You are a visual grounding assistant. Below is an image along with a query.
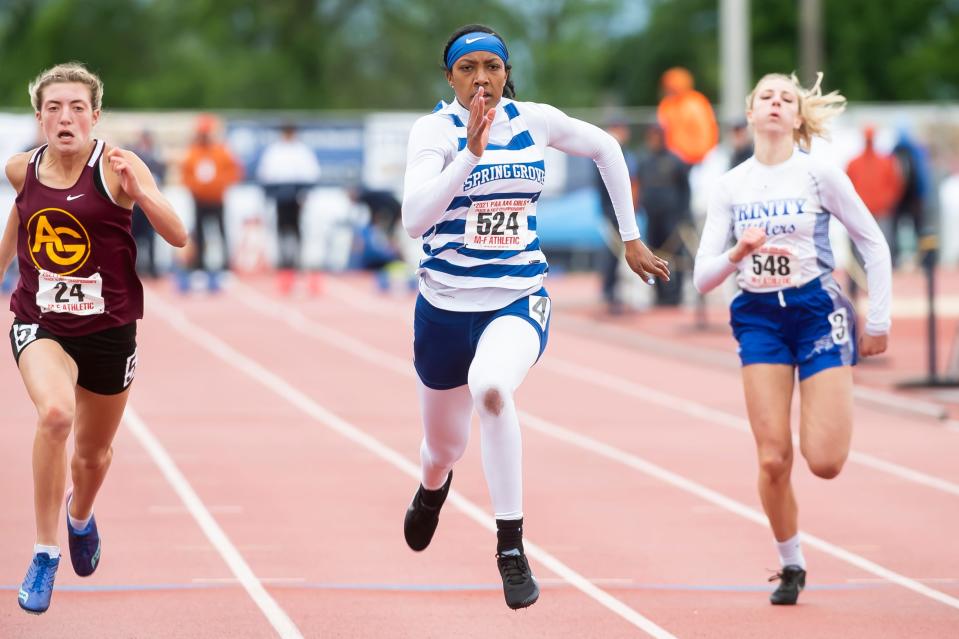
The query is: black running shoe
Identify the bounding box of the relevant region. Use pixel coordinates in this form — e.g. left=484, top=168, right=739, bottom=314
left=496, top=549, right=539, bottom=610
left=769, top=565, right=806, bottom=605
left=403, top=471, right=452, bottom=551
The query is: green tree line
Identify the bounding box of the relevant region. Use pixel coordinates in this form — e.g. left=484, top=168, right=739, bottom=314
left=1, top=0, right=956, bottom=111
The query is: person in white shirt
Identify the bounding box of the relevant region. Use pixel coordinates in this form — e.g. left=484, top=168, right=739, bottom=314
left=401, top=23, right=668, bottom=611
left=255, top=123, right=321, bottom=293
left=694, top=72, right=892, bottom=606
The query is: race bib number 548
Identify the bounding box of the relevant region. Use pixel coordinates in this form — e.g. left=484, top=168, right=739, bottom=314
left=36, top=269, right=105, bottom=315
left=747, top=246, right=795, bottom=289
left=464, top=198, right=530, bottom=250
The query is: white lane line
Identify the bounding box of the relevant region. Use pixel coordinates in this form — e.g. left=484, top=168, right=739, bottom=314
left=146, top=291, right=678, bottom=639
left=124, top=406, right=304, bottom=639
left=148, top=505, right=244, bottom=515
left=517, top=412, right=959, bottom=611
left=229, top=280, right=959, bottom=611
left=321, top=278, right=959, bottom=499
left=542, top=358, right=959, bottom=499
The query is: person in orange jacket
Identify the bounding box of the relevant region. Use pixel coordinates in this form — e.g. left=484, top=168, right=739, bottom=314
left=846, top=125, right=903, bottom=251
left=179, top=114, right=242, bottom=291
left=657, top=67, right=719, bottom=167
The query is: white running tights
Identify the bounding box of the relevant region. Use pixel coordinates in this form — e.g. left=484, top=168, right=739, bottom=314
left=418, top=315, right=540, bottom=520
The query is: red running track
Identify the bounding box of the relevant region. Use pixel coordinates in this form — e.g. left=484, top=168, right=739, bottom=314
left=0, top=272, right=957, bottom=638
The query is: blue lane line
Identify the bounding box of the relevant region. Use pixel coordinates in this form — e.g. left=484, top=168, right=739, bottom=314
left=0, top=582, right=884, bottom=593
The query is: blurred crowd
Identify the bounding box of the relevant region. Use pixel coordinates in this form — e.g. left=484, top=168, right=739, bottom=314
left=593, top=67, right=941, bottom=315
left=0, top=67, right=949, bottom=306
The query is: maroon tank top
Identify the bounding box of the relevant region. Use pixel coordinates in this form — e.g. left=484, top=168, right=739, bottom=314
left=10, top=140, right=144, bottom=336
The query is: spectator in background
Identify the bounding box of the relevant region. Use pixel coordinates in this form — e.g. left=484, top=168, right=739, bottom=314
left=845, top=125, right=902, bottom=259
left=348, top=185, right=405, bottom=291
left=657, top=67, right=719, bottom=167
left=129, top=130, right=166, bottom=278
left=594, top=117, right=638, bottom=314
left=637, top=124, right=691, bottom=306
left=729, top=118, right=754, bottom=169
left=256, top=122, right=321, bottom=295
left=180, top=114, right=242, bottom=292
left=891, top=127, right=931, bottom=266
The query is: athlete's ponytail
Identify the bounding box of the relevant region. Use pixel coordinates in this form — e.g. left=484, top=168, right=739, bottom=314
left=746, top=72, right=845, bottom=152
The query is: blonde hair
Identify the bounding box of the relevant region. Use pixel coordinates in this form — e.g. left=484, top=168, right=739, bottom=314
left=746, top=72, right=846, bottom=152
left=28, top=62, right=103, bottom=112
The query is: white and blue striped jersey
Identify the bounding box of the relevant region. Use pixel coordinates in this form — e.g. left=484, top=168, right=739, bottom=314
left=694, top=150, right=892, bottom=335
left=403, top=97, right=639, bottom=312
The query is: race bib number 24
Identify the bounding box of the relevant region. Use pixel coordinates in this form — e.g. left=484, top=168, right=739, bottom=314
left=36, top=269, right=105, bottom=316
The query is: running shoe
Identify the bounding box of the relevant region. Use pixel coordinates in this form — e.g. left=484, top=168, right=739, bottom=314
left=403, top=471, right=452, bottom=551
left=66, top=494, right=101, bottom=577
left=18, top=552, right=59, bottom=614
left=769, top=565, right=806, bottom=605
left=496, top=548, right=540, bottom=610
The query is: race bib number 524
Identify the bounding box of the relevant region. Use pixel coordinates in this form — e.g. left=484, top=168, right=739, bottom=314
left=464, top=198, right=530, bottom=250
left=35, top=269, right=105, bottom=315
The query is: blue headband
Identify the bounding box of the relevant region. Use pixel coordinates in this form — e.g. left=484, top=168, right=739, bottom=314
left=445, top=31, right=509, bottom=70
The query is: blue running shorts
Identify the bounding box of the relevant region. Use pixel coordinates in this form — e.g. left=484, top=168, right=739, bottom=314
left=730, top=276, right=857, bottom=381
left=413, top=288, right=551, bottom=390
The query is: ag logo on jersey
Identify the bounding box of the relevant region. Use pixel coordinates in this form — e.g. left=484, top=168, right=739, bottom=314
left=27, top=208, right=91, bottom=275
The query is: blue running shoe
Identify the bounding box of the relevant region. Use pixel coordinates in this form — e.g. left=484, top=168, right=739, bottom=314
left=18, top=552, right=60, bottom=614
left=66, top=498, right=101, bottom=577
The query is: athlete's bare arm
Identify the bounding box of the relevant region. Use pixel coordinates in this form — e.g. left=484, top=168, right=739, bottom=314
left=4, top=152, right=30, bottom=193
left=103, top=146, right=188, bottom=248
left=0, top=205, right=19, bottom=272
left=0, top=155, right=29, bottom=272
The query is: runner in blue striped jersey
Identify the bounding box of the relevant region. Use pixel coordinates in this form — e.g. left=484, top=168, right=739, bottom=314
left=401, top=24, right=668, bottom=610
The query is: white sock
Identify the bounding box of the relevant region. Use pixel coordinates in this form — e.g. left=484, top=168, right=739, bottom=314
left=34, top=544, right=60, bottom=559
left=69, top=511, right=93, bottom=532
left=775, top=533, right=806, bottom=569
left=67, top=493, right=93, bottom=531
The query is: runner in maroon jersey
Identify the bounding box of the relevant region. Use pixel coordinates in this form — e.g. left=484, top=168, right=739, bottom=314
left=0, top=62, right=187, bottom=615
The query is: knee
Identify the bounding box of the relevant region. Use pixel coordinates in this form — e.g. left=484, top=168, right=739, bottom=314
left=806, top=455, right=846, bottom=480
left=481, top=387, right=505, bottom=417
left=467, top=368, right=510, bottom=417
left=74, top=446, right=113, bottom=473
left=37, top=403, right=74, bottom=441
left=429, top=441, right=466, bottom=467
left=758, top=449, right=792, bottom=481
left=422, top=433, right=466, bottom=468
left=469, top=382, right=508, bottom=418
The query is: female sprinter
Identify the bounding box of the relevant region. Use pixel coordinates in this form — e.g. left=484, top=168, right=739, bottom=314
left=694, top=72, right=891, bottom=605
left=400, top=24, right=668, bottom=610
left=2, top=62, right=187, bottom=614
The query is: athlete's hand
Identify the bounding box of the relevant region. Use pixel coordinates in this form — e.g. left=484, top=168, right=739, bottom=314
left=466, top=86, right=495, bottom=157
left=729, top=226, right=767, bottom=262
left=859, top=333, right=888, bottom=357
left=107, top=148, right=144, bottom=200
left=625, top=239, right=670, bottom=284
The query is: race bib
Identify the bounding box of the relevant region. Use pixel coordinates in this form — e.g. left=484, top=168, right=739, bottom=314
left=746, top=246, right=795, bottom=289
left=36, top=269, right=105, bottom=315
left=464, top=198, right=531, bottom=250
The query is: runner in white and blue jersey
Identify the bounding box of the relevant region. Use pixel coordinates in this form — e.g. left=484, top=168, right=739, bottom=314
left=400, top=24, right=669, bottom=611
left=694, top=72, right=892, bottom=606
